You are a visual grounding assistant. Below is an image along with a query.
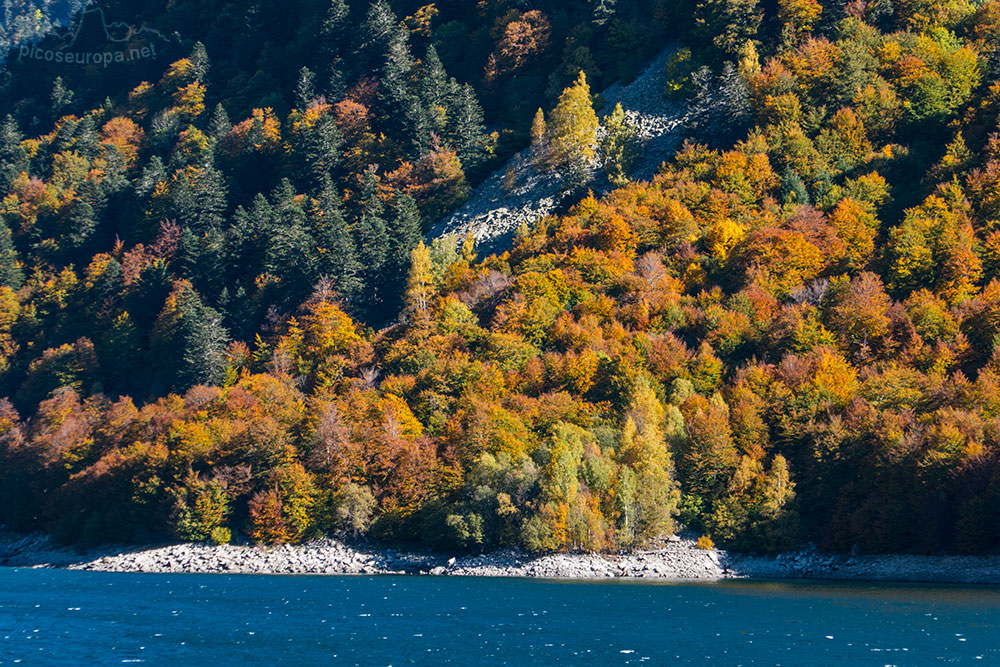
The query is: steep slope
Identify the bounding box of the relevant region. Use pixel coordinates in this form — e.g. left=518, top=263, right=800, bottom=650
left=429, top=47, right=689, bottom=252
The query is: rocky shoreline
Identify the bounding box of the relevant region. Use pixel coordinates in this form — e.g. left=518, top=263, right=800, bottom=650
left=3, top=529, right=1000, bottom=583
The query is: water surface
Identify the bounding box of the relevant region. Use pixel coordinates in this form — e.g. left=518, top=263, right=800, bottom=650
left=1, top=568, right=998, bottom=664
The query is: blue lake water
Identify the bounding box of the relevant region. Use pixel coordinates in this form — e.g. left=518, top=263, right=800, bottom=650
left=1, top=568, right=999, bottom=665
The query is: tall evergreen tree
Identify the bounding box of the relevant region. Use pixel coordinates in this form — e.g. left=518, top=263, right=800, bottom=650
left=321, top=0, right=351, bottom=62
left=208, top=103, right=232, bottom=140
left=0, top=217, right=22, bottom=290
left=50, top=77, right=74, bottom=118
left=168, top=161, right=228, bottom=235
left=73, top=115, right=99, bottom=160
left=0, top=115, right=26, bottom=192
left=311, top=179, right=363, bottom=304
left=64, top=199, right=97, bottom=255
left=266, top=179, right=317, bottom=303
left=353, top=169, right=390, bottom=313
left=359, top=0, right=418, bottom=141
left=445, top=82, right=487, bottom=170
left=188, top=41, right=211, bottom=84
left=387, top=192, right=421, bottom=277
left=228, top=193, right=275, bottom=287
left=419, top=45, right=449, bottom=133
left=300, top=113, right=343, bottom=192
left=151, top=282, right=230, bottom=392
left=295, top=67, right=317, bottom=109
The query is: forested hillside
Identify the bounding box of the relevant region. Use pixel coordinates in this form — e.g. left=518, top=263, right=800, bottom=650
left=2, top=0, right=1000, bottom=555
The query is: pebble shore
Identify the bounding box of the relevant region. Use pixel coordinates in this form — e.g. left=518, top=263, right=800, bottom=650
left=3, top=530, right=1000, bottom=583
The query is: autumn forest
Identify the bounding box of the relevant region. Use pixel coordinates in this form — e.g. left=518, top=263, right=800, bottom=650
left=0, top=0, right=998, bottom=556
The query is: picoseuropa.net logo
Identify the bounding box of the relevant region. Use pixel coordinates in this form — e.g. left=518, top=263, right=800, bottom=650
left=18, top=7, right=168, bottom=67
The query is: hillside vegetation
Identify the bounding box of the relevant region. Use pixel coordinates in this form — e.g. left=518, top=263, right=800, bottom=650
left=2, top=0, right=1000, bottom=555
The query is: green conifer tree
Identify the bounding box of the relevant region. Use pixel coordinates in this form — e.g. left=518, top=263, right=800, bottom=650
left=0, top=217, right=22, bottom=290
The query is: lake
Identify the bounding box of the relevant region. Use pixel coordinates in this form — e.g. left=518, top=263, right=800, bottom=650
left=1, top=568, right=999, bottom=664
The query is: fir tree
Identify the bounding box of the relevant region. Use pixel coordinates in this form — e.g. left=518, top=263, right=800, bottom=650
left=296, top=67, right=317, bottom=109
left=353, top=169, right=390, bottom=313
left=228, top=193, right=275, bottom=286
left=446, top=82, right=487, bottom=170
left=189, top=41, right=211, bottom=84
left=300, top=112, right=343, bottom=192
left=73, top=115, right=99, bottom=159
left=0, top=115, right=25, bottom=191
left=0, top=217, right=22, bottom=290
left=266, top=179, right=317, bottom=303
left=360, top=0, right=417, bottom=141
left=311, top=178, right=364, bottom=304
left=169, top=161, right=228, bottom=235
left=208, top=103, right=232, bottom=140
left=419, top=45, right=449, bottom=133
left=781, top=169, right=811, bottom=206
left=136, top=156, right=167, bottom=199
left=592, top=0, right=616, bottom=24
left=321, top=0, right=351, bottom=61
left=326, top=58, right=347, bottom=101
left=64, top=199, right=97, bottom=254
left=388, top=193, right=421, bottom=273
left=151, top=283, right=230, bottom=391
left=50, top=77, right=74, bottom=118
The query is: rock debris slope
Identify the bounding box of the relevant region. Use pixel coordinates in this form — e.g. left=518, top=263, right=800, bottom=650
left=429, top=47, right=689, bottom=253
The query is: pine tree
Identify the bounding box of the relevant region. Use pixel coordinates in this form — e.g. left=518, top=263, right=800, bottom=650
left=300, top=112, right=343, bottom=192
left=0, top=217, right=22, bottom=290
left=321, top=0, right=351, bottom=62
left=311, top=179, right=364, bottom=304
left=419, top=45, right=449, bottom=133
left=208, top=104, right=232, bottom=140
left=387, top=193, right=422, bottom=275
left=446, top=82, right=487, bottom=170
left=548, top=71, right=599, bottom=183
left=0, top=115, right=26, bottom=192
left=189, top=41, right=211, bottom=84
left=50, top=77, right=75, bottom=118
left=73, top=115, right=99, bottom=159
left=227, top=193, right=275, bottom=285
left=151, top=282, right=230, bottom=391
left=295, top=67, right=317, bottom=109
left=266, top=179, right=317, bottom=303
left=353, top=169, right=390, bottom=313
